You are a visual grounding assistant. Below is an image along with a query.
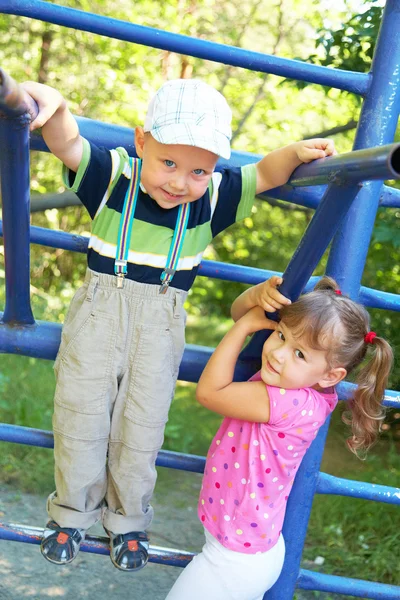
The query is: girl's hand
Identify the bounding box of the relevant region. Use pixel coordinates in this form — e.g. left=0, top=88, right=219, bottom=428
left=21, top=81, right=66, bottom=132
left=294, top=138, right=336, bottom=163
left=237, top=305, right=278, bottom=336
left=252, top=276, right=291, bottom=313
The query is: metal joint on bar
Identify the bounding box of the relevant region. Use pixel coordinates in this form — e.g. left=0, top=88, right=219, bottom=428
left=288, top=143, right=400, bottom=187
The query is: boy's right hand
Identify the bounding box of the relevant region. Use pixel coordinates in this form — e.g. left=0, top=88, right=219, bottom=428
left=21, top=81, right=66, bottom=132
left=251, top=276, right=291, bottom=313
left=20, top=81, right=82, bottom=172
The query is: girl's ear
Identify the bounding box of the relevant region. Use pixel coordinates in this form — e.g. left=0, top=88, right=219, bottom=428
left=135, top=126, right=145, bottom=158
left=318, top=367, right=347, bottom=389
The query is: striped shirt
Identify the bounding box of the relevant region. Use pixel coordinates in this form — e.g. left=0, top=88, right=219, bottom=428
left=63, top=139, right=257, bottom=291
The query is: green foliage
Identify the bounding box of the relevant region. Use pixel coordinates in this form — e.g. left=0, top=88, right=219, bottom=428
left=0, top=0, right=399, bottom=589
left=312, top=1, right=384, bottom=74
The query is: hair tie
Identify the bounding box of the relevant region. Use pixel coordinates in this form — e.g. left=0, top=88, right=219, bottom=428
left=364, top=331, right=377, bottom=344
left=334, top=289, right=342, bottom=295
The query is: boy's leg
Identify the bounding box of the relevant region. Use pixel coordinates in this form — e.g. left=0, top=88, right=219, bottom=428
left=42, top=271, right=119, bottom=563
left=103, top=286, right=186, bottom=570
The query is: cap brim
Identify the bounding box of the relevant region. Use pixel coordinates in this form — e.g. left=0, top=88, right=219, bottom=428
left=148, top=123, right=231, bottom=159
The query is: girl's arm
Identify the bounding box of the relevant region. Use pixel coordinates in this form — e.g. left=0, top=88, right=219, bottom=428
left=196, top=307, right=276, bottom=422
left=231, top=276, right=291, bottom=322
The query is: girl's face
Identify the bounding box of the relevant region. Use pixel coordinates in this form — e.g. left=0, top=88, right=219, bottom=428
left=260, top=320, right=344, bottom=391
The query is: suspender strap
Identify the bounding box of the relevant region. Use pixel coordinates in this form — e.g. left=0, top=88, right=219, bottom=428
left=114, top=156, right=190, bottom=292
left=159, top=202, right=190, bottom=294
left=114, top=158, right=141, bottom=285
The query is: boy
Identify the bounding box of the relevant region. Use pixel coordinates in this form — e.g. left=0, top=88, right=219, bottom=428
left=22, top=78, right=335, bottom=571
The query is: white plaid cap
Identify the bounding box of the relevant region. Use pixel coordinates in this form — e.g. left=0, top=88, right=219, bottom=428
left=144, top=79, right=232, bottom=159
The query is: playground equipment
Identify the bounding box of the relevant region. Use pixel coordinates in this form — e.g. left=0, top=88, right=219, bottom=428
left=0, top=0, right=399, bottom=598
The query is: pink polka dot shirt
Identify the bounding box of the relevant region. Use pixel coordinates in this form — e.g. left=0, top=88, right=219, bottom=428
left=198, top=372, right=338, bottom=554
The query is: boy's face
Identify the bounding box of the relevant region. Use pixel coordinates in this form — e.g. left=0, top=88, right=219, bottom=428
left=260, top=320, right=345, bottom=391
left=135, top=128, right=219, bottom=210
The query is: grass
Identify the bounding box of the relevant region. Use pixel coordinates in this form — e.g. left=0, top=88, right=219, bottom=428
left=0, top=313, right=399, bottom=595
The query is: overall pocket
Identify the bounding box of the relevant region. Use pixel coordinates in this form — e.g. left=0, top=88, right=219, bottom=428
left=54, top=310, right=117, bottom=415
left=125, top=325, right=175, bottom=425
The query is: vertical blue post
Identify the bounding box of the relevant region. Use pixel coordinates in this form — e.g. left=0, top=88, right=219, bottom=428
left=265, top=420, right=331, bottom=599
left=0, top=74, right=34, bottom=325
left=266, top=1, right=400, bottom=598
left=327, top=0, right=400, bottom=298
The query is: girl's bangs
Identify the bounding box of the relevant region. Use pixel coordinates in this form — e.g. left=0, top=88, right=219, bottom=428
left=280, top=300, right=337, bottom=352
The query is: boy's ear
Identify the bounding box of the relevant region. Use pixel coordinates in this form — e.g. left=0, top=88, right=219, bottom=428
left=135, top=126, right=145, bottom=158
left=318, top=367, right=347, bottom=389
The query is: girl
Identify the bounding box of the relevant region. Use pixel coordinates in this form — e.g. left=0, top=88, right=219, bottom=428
left=166, top=276, right=393, bottom=600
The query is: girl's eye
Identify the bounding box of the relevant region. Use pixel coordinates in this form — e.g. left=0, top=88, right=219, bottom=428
left=278, top=331, right=285, bottom=341
left=193, top=168, right=205, bottom=175
left=165, top=160, right=175, bottom=168
left=295, top=349, right=305, bottom=360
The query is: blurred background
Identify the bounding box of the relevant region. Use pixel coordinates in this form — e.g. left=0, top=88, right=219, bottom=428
left=0, top=0, right=398, bottom=595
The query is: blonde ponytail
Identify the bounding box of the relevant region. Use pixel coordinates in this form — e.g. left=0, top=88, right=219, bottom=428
left=342, top=336, right=393, bottom=456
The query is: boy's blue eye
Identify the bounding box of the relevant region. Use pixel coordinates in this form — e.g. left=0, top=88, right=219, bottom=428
left=278, top=331, right=285, bottom=341
left=295, top=349, right=305, bottom=360
left=165, top=160, right=175, bottom=168
left=193, top=168, right=205, bottom=175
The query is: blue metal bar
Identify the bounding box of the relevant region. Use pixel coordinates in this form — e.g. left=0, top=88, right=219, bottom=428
left=337, top=381, right=400, bottom=410
left=28, top=125, right=400, bottom=208
left=4, top=422, right=400, bottom=507
left=0, top=423, right=206, bottom=473
left=0, top=319, right=60, bottom=359
left=2, top=521, right=400, bottom=597
left=359, top=286, right=400, bottom=311
left=26, top=121, right=400, bottom=186
left=1, top=216, right=398, bottom=312
left=0, top=318, right=399, bottom=409
left=380, top=184, right=400, bottom=208
left=288, top=144, right=400, bottom=186
left=242, top=183, right=362, bottom=360
left=297, top=569, right=400, bottom=599
left=0, top=84, right=34, bottom=325
left=316, top=472, right=400, bottom=505
left=0, top=0, right=369, bottom=95
left=266, top=418, right=332, bottom=598
left=327, top=0, right=400, bottom=299
left=0, top=68, right=37, bottom=117
left=0, top=522, right=194, bottom=567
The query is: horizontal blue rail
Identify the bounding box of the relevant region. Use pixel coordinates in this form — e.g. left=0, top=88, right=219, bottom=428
left=0, top=0, right=369, bottom=95
left=1, top=220, right=399, bottom=312
left=297, top=569, right=400, bottom=599
left=1, top=423, right=399, bottom=505
left=0, top=521, right=194, bottom=567
left=0, top=316, right=399, bottom=408
left=0, top=422, right=206, bottom=472
left=317, top=472, right=400, bottom=505
left=27, top=124, right=400, bottom=209
left=0, top=520, right=398, bottom=599
left=27, top=121, right=400, bottom=197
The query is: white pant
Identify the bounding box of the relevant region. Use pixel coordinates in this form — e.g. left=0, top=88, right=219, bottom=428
left=166, top=529, right=285, bottom=600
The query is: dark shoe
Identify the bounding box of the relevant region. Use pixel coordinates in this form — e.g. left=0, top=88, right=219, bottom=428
left=108, top=530, right=149, bottom=572
left=40, top=520, right=85, bottom=565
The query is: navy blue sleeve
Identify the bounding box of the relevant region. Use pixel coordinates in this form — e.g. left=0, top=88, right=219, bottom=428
left=210, top=167, right=246, bottom=237
left=64, top=141, right=114, bottom=220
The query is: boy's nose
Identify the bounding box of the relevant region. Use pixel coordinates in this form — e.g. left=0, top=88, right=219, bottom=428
left=170, top=174, right=186, bottom=191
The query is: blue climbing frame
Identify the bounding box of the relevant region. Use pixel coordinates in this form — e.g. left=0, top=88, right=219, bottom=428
left=0, top=0, right=399, bottom=598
